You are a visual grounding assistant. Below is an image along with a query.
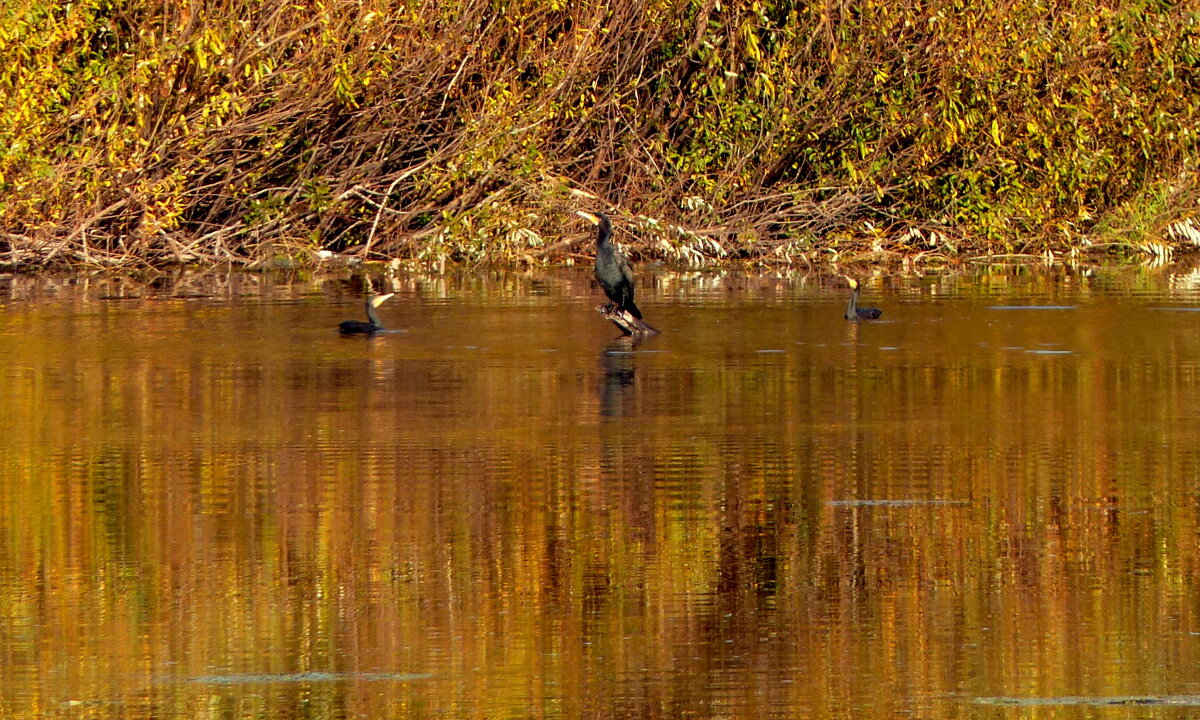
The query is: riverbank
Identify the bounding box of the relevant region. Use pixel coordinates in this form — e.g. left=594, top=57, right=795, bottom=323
left=5, top=207, right=1198, bottom=272
left=3, top=1, right=1199, bottom=269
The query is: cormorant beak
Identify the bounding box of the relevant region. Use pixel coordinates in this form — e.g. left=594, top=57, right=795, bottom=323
left=371, top=293, right=395, bottom=307
left=575, top=211, right=600, bottom=226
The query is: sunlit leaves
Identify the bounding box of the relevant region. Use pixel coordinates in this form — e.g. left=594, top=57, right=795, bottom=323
left=1, top=0, right=1199, bottom=264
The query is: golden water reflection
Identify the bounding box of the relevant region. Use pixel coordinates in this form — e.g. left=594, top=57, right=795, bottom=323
left=3, top=267, right=1200, bottom=718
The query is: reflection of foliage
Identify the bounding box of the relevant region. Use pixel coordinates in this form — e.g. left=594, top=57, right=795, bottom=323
left=1, top=0, right=1199, bottom=265
left=4, top=270, right=1200, bottom=716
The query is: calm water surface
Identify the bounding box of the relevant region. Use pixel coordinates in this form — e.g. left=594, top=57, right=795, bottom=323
left=4, top=266, right=1200, bottom=719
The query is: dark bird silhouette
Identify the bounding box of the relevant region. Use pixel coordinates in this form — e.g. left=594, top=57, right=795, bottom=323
left=339, top=293, right=395, bottom=334
left=578, top=211, right=642, bottom=319
left=844, top=278, right=882, bottom=320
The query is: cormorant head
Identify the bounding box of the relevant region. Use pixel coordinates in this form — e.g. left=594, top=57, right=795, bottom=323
left=370, top=293, right=395, bottom=307
left=575, top=210, right=612, bottom=244
left=846, top=278, right=860, bottom=291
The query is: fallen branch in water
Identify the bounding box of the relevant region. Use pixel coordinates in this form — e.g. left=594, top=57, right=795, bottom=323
left=598, top=305, right=659, bottom=337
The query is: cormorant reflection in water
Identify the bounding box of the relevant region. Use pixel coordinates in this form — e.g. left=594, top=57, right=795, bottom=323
left=599, top=337, right=638, bottom=418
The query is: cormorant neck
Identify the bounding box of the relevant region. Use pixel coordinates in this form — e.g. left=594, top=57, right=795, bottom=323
left=845, top=287, right=859, bottom=320
left=596, top=214, right=612, bottom=247
left=365, top=299, right=385, bottom=328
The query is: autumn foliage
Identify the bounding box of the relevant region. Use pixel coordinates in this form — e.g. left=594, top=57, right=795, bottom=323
left=1, top=0, right=1199, bottom=266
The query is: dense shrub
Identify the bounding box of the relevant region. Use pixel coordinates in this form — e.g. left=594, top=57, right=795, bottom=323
left=1, top=0, right=1198, bottom=266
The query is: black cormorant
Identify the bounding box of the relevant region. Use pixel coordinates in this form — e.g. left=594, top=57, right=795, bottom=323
left=578, top=211, right=643, bottom=319
left=844, top=279, right=882, bottom=320
left=339, top=293, right=395, bottom=334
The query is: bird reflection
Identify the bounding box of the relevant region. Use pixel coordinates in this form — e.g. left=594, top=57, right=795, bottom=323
left=598, top=336, right=638, bottom=418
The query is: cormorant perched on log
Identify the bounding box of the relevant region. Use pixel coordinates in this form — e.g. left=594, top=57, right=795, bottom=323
left=577, top=211, right=642, bottom=319
left=339, top=293, right=395, bottom=334
left=844, top=279, right=882, bottom=320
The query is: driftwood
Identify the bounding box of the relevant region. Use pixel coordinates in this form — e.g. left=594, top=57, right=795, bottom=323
left=598, top=305, right=659, bottom=336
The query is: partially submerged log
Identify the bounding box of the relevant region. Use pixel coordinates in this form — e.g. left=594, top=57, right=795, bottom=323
left=598, top=304, right=659, bottom=336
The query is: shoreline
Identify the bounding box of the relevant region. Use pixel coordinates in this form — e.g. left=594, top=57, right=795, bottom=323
left=2, top=232, right=1194, bottom=273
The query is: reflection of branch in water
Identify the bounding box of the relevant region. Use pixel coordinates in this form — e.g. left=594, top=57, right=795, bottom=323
left=599, top=336, right=638, bottom=418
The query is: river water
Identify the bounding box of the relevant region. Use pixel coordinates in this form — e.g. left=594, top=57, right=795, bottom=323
left=3, top=265, right=1200, bottom=719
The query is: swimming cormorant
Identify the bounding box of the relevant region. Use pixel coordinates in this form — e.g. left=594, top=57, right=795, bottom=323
left=578, top=211, right=643, bottom=319
left=339, top=293, right=395, bottom=334
left=844, top=279, right=882, bottom=320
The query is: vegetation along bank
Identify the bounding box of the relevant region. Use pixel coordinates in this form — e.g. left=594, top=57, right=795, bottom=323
left=3, top=0, right=1200, bottom=269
